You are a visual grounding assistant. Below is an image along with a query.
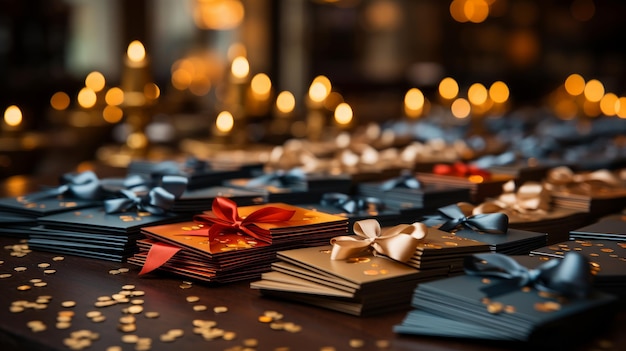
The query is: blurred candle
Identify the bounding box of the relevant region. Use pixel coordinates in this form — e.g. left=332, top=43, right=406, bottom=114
left=121, top=40, right=152, bottom=107
left=306, top=75, right=332, bottom=141
left=334, top=102, right=353, bottom=129
left=3, top=105, right=23, bottom=132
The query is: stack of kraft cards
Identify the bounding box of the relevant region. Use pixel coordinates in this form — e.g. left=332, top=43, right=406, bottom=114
left=404, top=226, right=491, bottom=275
left=27, top=207, right=182, bottom=262
left=394, top=253, right=619, bottom=349
left=530, top=239, right=626, bottom=300
left=250, top=245, right=441, bottom=316
left=356, top=171, right=471, bottom=217
left=128, top=198, right=349, bottom=284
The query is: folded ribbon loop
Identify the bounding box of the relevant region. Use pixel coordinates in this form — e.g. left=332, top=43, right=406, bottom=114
left=104, top=175, right=187, bottom=215
left=320, top=193, right=385, bottom=214
left=193, top=197, right=296, bottom=243
left=379, top=170, right=421, bottom=191
left=245, top=168, right=307, bottom=188
left=330, top=219, right=427, bottom=262
left=28, top=171, right=102, bottom=201
left=546, top=166, right=621, bottom=194
left=437, top=203, right=508, bottom=234
left=464, top=252, right=593, bottom=299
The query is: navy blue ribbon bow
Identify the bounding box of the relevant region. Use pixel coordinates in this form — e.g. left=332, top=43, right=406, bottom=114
left=379, top=170, right=421, bottom=191
left=104, top=175, right=187, bottom=215
left=437, top=204, right=508, bottom=234
left=28, top=171, right=102, bottom=201
left=464, top=252, right=593, bottom=299
left=246, top=168, right=306, bottom=188
left=320, top=193, right=385, bottom=214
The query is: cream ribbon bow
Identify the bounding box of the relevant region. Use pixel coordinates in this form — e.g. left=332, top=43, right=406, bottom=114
left=546, top=166, right=621, bottom=194
left=330, top=219, right=427, bottom=262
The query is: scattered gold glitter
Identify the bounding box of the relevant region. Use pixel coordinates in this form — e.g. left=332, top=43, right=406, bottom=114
left=504, top=305, right=516, bottom=314
left=17, top=285, right=31, bottom=291
left=109, top=270, right=121, bottom=275
left=258, top=315, right=273, bottom=323
left=14, top=266, right=27, bottom=272
left=363, top=270, right=379, bottom=275
left=127, top=305, right=144, bottom=314
left=27, top=320, right=46, bottom=332
left=121, top=334, right=139, bottom=343
left=534, top=301, right=561, bottom=312
left=193, top=305, right=208, bottom=312
left=481, top=278, right=491, bottom=284
left=62, top=301, right=77, bottom=308
left=122, top=284, right=136, bottom=290
left=37, top=263, right=51, bottom=268
left=119, top=315, right=136, bottom=324
left=0, top=273, right=11, bottom=278
left=43, top=269, right=56, bottom=274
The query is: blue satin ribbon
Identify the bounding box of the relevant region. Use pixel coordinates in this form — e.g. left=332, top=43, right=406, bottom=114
left=245, top=168, right=307, bottom=188
left=379, top=170, right=421, bottom=191
left=27, top=171, right=103, bottom=200
left=437, top=204, right=508, bottom=234
left=464, top=252, right=593, bottom=299
left=104, top=175, right=188, bottom=215
left=320, top=193, right=385, bottom=214
left=147, top=157, right=209, bottom=176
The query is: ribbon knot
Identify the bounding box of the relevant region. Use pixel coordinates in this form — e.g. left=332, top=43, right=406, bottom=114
left=546, top=166, right=621, bottom=194
left=379, top=170, right=421, bottom=191
left=464, top=252, right=593, bottom=298
left=104, top=175, right=187, bottom=215
left=437, top=203, right=508, bottom=234
left=193, top=197, right=296, bottom=243
left=330, top=219, right=427, bottom=262
left=245, top=168, right=307, bottom=188
left=320, top=193, right=385, bottom=214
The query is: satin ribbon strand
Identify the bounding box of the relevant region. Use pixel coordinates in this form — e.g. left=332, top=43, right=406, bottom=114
left=320, top=193, right=385, bottom=214
left=103, top=175, right=188, bottom=215
left=464, top=252, right=593, bottom=299
left=379, top=170, right=421, bottom=191
left=330, top=219, right=427, bottom=262
left=246, top=168, right=307, bottom=188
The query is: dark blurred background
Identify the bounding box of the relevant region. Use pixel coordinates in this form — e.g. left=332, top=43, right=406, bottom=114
left=1, top=0, right=625, bottom=177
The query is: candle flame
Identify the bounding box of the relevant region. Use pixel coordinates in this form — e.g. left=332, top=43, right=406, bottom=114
left=439, top=77, right=459, bottom=100
left=251, top=73, right=272, bottom=97
left=127, top=40, right=146, bottom=63
left=231, top=56, right=249, bottom=79
left=216, top=111, right=234, bottom=133
left=4, top=105, right=22, bottom=127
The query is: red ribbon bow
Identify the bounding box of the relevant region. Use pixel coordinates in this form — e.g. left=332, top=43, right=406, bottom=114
left=193, top=197, right=296, bottom=243
left=138, top=197, right=295, bottom=276
left=433, top=162, right=491, bottom=180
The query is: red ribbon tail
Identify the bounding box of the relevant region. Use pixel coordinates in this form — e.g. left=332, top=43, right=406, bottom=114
left=139, top=242, right=181, bottom=276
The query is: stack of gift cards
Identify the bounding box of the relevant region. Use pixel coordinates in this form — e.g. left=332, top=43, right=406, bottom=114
left=127, top=157, right=262, bottom=190
left=505, top=207, right=589, bottom=245
left=531, top=239, right=626, bottom=300
left=394, top=253, right=619, bottom=348
left=27, top=207, right=182, bottom=262
left=405, top=226, right=491, bottom=275
left=568, top=217, right=626, bottom=241
left=128, top=199, right=349, bottom=283
left=0, top=191, right=101, bottom=238
left=250, top=245, right=442, bottom=316
left=298, top=193, right=403, bottom=228
left=416, top=170, right=513, bottom=203
left=357, top=173, right=471, bottom=216
left=224, top=168, right=351, bottom=204
left=452, top=227, right=548, bottom=255
left=171, top=186, right=266, bottom=214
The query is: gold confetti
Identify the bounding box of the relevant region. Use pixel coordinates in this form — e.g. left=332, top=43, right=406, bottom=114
left=43, top=269, right=56, bottom=274
left=186, top=296, right=200, bottom=303
left=121, top=334, right=139, bottom=343
left=486, top=302, right=504, bottom=314
left=14, top=266, right=27, bottom=272
left=122, top=284, right=136, bottom=290
left=17, top=285, right=31, bottom=291
left=62, top=301, right=77, bottom=308
left=0, top=273, right=11, bottom=278
left=127, top=305, right=144, bottom=314
left=213, top=306, right=228, bottom=313
left=376, top=340, right=390, bottom=349
left=258, top=315, right=273, bottom=323
left=37, top=263, right=51, bottom=268
left=52, top=256, right=65, bottom=261
left=193, top=305, right=207, bottom=312
left=144, top=311, right=160, bottom=319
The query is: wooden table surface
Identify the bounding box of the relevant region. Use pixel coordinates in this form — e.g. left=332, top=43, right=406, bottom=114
left=0, top=175, right=624, bottom=351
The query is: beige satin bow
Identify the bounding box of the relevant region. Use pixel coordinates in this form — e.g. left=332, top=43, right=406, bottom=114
left=330, top=219, right=427, bottom=262
left=458, top=179, right=550, bottom=219
left=546, top=166, right=621, bottom=194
